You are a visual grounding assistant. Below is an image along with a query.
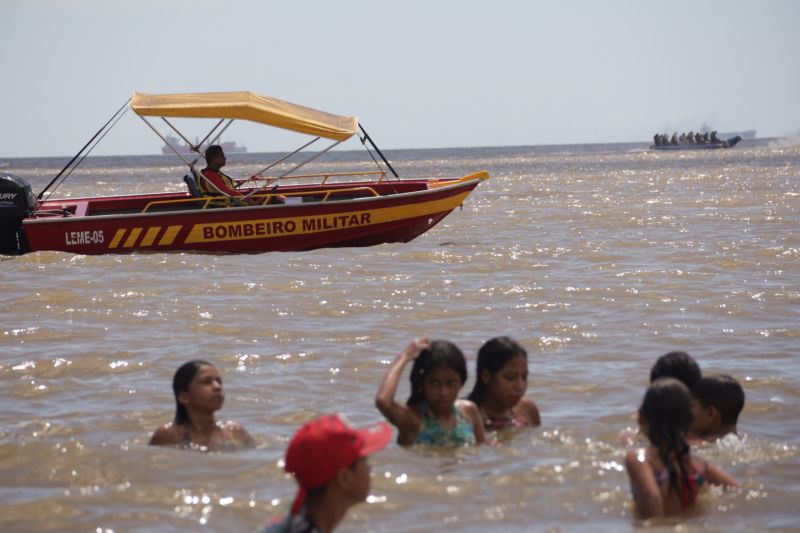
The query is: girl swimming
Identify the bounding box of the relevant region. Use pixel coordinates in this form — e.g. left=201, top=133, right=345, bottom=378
left=149, top=360, right=255, bottom=451
left=625, top=377, right=739, bottom=519
left=467, top=336, right=541, bottom=430
left=375, top=338, right=485, bottom=446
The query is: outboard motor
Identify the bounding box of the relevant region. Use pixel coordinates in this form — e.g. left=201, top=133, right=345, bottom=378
left=0, top=173, right=35, bottom=255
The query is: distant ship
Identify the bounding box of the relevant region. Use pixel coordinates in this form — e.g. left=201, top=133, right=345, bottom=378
left=161, top=134, right=247, bottom=156
left=700, top=124, right=756, bottom=139
left=650, top=135, right=742, bottom=151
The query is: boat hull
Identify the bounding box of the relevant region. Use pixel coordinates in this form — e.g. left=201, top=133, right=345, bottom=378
left=650, top=135, right=742, bottom=151
left=21, top=177, right=484, bottom=255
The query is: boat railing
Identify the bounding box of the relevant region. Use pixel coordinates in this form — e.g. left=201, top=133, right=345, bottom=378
left=309, top=186, right=381, bottom=203
left=427, top=170, right=490, bottom=188
left=141, top=186, right=381, bottom=213
left=141, top=196, right=220, bottom=213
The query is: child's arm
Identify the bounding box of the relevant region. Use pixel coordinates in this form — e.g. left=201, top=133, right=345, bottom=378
left=703, top=459, right=740, bottom=488
left=624, top=449, right=664, bottom=519
left=375, top=338, right=430, bottom=441
left=458, top=399, right=486, bottom=444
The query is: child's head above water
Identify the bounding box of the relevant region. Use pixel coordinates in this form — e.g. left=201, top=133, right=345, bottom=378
left=406, top=340, right=467, bottom=407
left=691, top=373, right=744, bottom=437
left=172, top=359, right=218, bottom=424
left=649, top=351, right=702, bottom=389
left=468, top=336, right=528, bottom=405
left=640, top=378, right=696, bottom=504
left=629, top=377, right=740, bottom=516
left=284, top=413, right=392, bottom=515
left=640, top=377, right=693, bottom=447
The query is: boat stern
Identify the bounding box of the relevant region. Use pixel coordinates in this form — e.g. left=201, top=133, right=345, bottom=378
left=0, top=173, right=35, bottom=255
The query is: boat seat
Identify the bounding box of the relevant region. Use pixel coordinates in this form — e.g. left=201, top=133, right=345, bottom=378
left=183, top=167, right=212, bottom=208
left=190, top=166, right=225, bottom=198
left=187, top=166, right=233, bottom=208
left=183, top=173, right=201, bottom=197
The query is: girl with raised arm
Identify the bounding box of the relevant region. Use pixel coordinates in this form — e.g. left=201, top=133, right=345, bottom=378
left=375, top=338, right=484, bottom=446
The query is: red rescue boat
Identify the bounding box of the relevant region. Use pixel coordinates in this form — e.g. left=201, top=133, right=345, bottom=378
left=0, top=91, right=488, bottom=255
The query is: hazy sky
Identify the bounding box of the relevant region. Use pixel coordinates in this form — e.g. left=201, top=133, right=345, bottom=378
left=2, top=0, right=798, bottom=157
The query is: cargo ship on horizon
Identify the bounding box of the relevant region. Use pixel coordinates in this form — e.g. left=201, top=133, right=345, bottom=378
left=160, top=134, right=247, bottom=156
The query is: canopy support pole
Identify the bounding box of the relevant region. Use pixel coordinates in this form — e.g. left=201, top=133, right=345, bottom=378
left=37, top=98, right=131, bottom=201
left=240, top=140, right=341, bottom=201
left=140, top=116, right=193, bottom=166
left=250, top=137, right=321, bottom=178
left=276, top=140, right=341, bottom=180
left=141, top=116, right=236, bottom=168
left=159, top=117, right=232, bottom=164
left=359, top=123, right=398, bottom=178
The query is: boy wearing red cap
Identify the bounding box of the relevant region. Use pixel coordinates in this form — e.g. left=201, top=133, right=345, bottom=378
left=265, top=414, right=392, bottom=533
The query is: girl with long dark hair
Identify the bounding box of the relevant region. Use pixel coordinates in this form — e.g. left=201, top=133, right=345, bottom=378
left=149, top=360, right=255, bottom=451
left=467, top=336, right=540, bottom=430
left=375, top=338, right=484, bottom=446
left=625, top=378, right=738, bottom=518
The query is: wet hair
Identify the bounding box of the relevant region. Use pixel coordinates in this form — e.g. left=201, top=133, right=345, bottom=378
left=406, top=340, right=467, bottom=407
left=640, top=378, right=696, bottom=507
left=649, top=351, right=701, bottom=389
left=172, top=360, right=214, bottom=425
left=691, top=374, right=745, bottom=426
left=467, top=336, right=527, bottom=405
left=204, top=144, right=223, bottom=163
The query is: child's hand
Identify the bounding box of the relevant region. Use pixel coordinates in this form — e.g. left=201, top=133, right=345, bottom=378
left=402, top=337, right=431, bottom=362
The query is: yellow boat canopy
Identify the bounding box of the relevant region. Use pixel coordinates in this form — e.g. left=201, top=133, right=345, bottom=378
left=130, top=91, right=358, bottom=142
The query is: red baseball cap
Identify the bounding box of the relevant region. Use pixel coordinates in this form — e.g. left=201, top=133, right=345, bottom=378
left=285, top=413, right=393, bottom=514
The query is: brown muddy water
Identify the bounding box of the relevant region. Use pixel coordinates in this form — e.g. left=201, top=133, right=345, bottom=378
left=1, top=139, right=798, bottom=532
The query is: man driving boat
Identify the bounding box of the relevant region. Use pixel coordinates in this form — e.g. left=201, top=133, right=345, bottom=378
left=200, top=145, right=284, bottom=206
left=200, top=145, right=246, bottom=199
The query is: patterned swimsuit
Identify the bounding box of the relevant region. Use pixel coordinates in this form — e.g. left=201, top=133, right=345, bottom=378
left=415, top=402, right=476, bottom=446
left=483, top=412, right=530, bottom=431
left=631, top=454, right=707, bottom=507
